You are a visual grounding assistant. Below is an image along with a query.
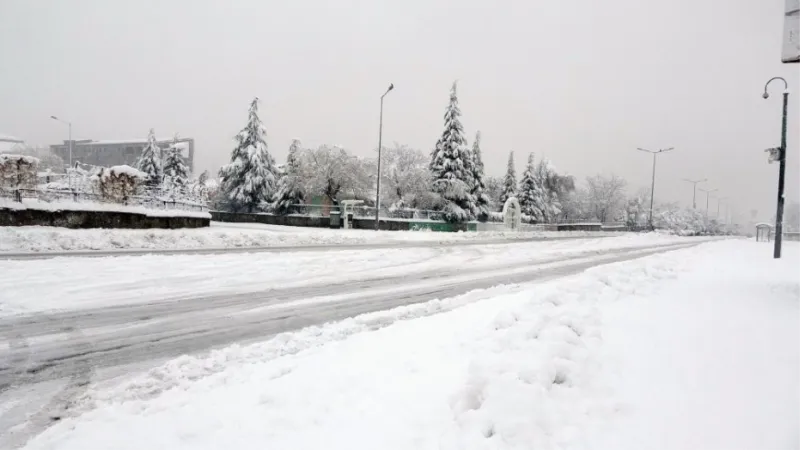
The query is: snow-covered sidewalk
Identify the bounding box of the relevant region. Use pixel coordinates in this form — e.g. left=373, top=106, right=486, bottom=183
left=18, top=240, right=799, bottom=450
left=0, top=222, right=616, bottom=253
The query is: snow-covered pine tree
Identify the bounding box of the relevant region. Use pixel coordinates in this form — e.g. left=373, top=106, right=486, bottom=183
left=499, top=151, right=517, bottom=211
left=429, top=81, right=476, bottom=223
left=162, top=135, right=190, bottom=197
left=518, top=152, right=544, bottom=222
left=470, top=131, right=490, bottom=221
left=137, top=129, right=162, bottom=188
left=273, top=139, right=306, bottom=214
left=218, top=97, right=279, bottom=212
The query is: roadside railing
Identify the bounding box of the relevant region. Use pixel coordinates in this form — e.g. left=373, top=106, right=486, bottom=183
left=0, top=187, right=209, bottom=213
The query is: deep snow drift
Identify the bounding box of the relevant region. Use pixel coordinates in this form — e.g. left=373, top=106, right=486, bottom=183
left=17, top=240, right=798, bottom=450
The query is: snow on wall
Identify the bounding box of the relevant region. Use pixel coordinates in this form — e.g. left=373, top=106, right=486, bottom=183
left=0, top=197, right=210, bottom=219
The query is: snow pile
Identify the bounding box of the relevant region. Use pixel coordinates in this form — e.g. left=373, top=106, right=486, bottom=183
left=0, top=233, right=700, bottom=315
left=20, top=241, right=779, bottom=450
left=0, top=221, right=631, bottom=252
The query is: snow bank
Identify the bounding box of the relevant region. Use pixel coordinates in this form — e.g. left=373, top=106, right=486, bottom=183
left=0, top=222, right=624, bottom=253
left=23, top=240, right=795, bottom=450
left=0, top=233, right=698, bottom=316
left=587, top=241, right=799, bottom=450
left=0, top=197, right=210, bottom=220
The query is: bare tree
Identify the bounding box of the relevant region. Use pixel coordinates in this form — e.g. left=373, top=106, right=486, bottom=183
left=380, top=144, right=430, bottom=209
left=300, top=145, right=372, bottom=204
left=585, top=174, right=627, bottom=223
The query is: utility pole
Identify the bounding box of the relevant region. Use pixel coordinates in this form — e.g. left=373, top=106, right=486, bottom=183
left=682, top=178, right=707, bottom=209
left=716, top=197, right=727, bottom=218
left=50, top=115, right=72, bottom=187
left=374, top=83, right=394, bottom=230
left=699, top=188, right=718, bottom=220
left=762, top=77, right=790, bottom=258
left=637, top=147, right=674, bottom=229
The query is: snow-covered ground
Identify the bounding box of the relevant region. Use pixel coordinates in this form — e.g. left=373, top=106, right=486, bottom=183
left=0, top=233, right=700, bottom=316
left=0, top=222, right=618, bottom=253
left=17, top=240, right=798, bottom=450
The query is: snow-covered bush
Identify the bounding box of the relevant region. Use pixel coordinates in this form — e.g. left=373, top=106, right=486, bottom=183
left=93, top=165, right=146, bottom=203
left=653, top=203, right=728, bottom=235
left=0, top=154, right=39, bottom=190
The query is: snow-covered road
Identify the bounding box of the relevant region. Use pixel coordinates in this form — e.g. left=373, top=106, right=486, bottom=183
left=6, top=239, right=795, bottom=450
left=0, top=234, right=708, bottom=447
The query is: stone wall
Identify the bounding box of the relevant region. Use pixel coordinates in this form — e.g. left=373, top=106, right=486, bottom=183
left=211, top=211, right=478, bottom=232
left=0, top=208, right=209, bottom=229
left=211, top=211, right=331, bottom=228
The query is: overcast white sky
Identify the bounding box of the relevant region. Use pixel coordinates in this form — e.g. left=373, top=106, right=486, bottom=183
left=0, top=0, right=797, bottom=221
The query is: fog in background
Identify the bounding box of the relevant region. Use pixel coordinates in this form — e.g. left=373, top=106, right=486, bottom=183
left=1, top=0, right=797, bottom=222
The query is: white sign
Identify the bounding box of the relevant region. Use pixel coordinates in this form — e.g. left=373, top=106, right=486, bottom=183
left=783, top=0, right=800, bottom=63
left=766, top=147, right=782, bottom=163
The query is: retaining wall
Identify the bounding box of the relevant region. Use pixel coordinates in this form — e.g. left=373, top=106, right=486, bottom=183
left=211, top=211, right=478, bottom=232
left=0, top=208, right=209, bottom=229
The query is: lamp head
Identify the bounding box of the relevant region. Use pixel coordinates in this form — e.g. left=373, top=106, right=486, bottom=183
left=762, top=92, right=769, bottom=99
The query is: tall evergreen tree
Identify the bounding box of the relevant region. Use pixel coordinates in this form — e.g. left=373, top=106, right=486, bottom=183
left=137, top=129, right=162, bottom=188
left=218, top=97, right=279, bottom=212
left=499, top=151, right=517, bottom=210
left=273, top=139, right=306, bottom=214
left=470, top=131, right=490, bottom=220
left=162, top=135, right=190, bottom=196
left=429, top=81, right=476, bottom=222
left=518, top=152, right=544, bottom=222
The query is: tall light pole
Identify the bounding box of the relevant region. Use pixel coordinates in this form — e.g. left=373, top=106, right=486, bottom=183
left=699, top=187, right=718, bottom=219
left=716, top=196, right=727, bottom=218
left=637, top=147, right=674, bottom=229
left=682, top=178, right=706, bottom=209
left=374, top=83, right=394, bottom=230
left=762, top=76, right=790, bottom=259
left=50, top=115, right=73, bottom=187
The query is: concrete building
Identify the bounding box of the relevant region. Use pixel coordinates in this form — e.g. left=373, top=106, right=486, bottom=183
left=50, top=137, right=195, bottom=173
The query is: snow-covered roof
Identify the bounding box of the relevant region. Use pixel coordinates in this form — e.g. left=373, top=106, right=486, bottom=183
left=0, top=141, right=25, bottom=153
left=53, top=138, right=193, bottom=146
left=754, top=222, right=773, bottom=228
left=0, top=134, right=24, bottom=143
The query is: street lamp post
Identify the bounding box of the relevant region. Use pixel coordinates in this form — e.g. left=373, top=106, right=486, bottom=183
left=374, top=83, right=394, bottom=230
left=762, top=77, right=790, bottom=259
left=637, top=147, right=674, bottom=229
left=682, top=178, right=707, bottom=209
left=699, top=188, right=718, bottom=219
left=716, top=197, right=727, bottom=218
left=50, top=115, right=73, bottom=186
